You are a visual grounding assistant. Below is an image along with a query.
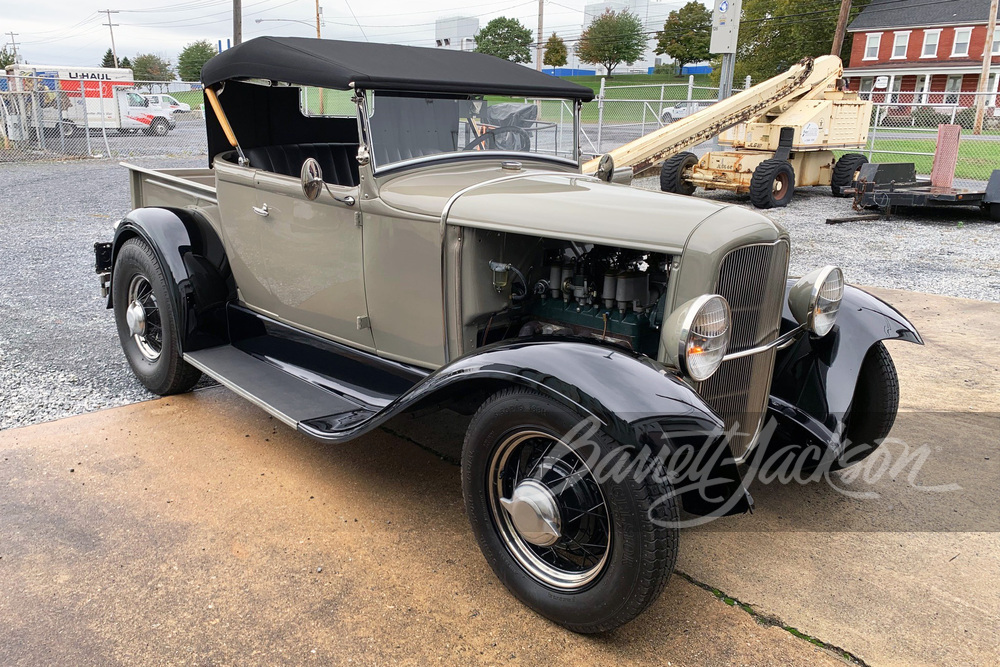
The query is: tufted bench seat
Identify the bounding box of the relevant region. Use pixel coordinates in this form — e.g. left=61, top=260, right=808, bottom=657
left=244, top=143, right=360, bottom=187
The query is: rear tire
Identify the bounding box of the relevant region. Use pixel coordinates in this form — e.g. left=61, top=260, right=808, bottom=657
left=113, top=238, right=201, bottom=396
left=832, top=342, right=900, bottom=470
left=749, top=159, right=795, bottom=209
left=660, top=152, right=698, bottom=196
left=831, top=153, right=868, bottom=197
left=462, top=387, right=678, bottom=633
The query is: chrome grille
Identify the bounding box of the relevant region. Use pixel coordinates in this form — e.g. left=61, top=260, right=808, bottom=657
left=697, top=241, right=789, bottom=461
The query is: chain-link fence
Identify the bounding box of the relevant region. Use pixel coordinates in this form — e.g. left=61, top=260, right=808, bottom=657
left=0, top=75, right=208, bottom=163
left=860, top=92, right=1000, bottom=183
left=581, top=76, right=752, bottom=157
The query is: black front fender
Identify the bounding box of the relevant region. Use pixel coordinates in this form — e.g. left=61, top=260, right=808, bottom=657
left=395, top=339, right=752, bottom=516
left=110, top=207, right=234, bottom=352
left=771, top=282, right=922, bottom=437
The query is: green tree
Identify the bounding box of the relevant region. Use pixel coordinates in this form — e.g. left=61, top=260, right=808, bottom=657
left=733, top=0, right=870, bottom=83
left=101, top=48, right=117, bottom=68
left=119, top=56, right=132, bottom=70
left=177, top=40, right=216, bottom=82
left=655, top=1, right=711, bottom=74
left=575, top=10, right=645, bottom=78
left=0, top=45, right=15, bottom=69
left=131, top=53, right=175, bottom=82
left=474, top=17, right=533, bottom=63
left=543, top=33, right=568, bottom=67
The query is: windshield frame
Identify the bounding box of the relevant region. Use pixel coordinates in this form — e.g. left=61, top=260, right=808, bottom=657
left=358, top=90, right=581, bottom=176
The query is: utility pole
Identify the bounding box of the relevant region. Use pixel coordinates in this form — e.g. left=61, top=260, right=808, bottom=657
left=831, top=0, right=852, bottom=57
left=974, top=0, right=999, bottom=134
left=233, top=0, right=242, bottom=46
left=536, top=0, right=543, bottom=71
left=101, top=10, right=120, bottom=68
left=6, top=32, right=19, bottom=62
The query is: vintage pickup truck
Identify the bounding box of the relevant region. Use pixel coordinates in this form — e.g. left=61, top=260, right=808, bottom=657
left=95, top=37, right=922, bottom=632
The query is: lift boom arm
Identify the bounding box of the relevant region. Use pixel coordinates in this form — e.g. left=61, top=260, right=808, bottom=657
left=581, top=56, right=844, bottom=176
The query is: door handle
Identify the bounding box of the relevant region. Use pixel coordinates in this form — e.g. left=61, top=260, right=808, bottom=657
left=252, top=203, right=269, bottom=217
left=333, top=194, right=356, bottom=206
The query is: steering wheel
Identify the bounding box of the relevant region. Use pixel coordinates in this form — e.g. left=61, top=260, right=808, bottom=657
left=464, top=125, right=531, bottom=152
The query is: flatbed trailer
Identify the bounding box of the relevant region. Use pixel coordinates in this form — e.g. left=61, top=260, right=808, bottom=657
left=845, top=162, right=1000, bottom=221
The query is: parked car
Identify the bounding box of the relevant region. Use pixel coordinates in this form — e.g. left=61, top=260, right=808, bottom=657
left=143, top=93, right=191, bottom=112
left=94, top=37, right=922, bottom=633
left=660, top=99, right=715, bottom=123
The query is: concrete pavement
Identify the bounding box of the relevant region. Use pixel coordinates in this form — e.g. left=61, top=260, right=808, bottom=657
left=1, top=287, right=997, bottom=665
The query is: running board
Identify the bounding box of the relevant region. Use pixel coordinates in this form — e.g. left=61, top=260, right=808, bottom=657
left=184, top=345, right=375, bottom=430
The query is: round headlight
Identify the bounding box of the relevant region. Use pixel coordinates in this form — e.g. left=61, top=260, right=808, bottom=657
left=788, top=266, right=844, bottom=337
left=663, top=294, right=731, bottom=382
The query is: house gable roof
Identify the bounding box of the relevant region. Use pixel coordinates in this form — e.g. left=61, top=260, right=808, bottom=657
left=849, top=0, right=1000, bottom=32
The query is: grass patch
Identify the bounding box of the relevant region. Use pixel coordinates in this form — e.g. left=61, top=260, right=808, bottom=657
left=846, top=138, right=1000, bottom=180
left=168, top=89, right=205, bottom=108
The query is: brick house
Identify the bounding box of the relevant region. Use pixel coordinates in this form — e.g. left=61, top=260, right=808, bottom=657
left=844, top=0, right=1000, bottom=110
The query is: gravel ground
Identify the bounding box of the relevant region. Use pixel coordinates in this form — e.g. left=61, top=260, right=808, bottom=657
left=1, top=156, right=998, bottom=432
left=0, top=156, right=209, bottom=431
left=633, top=176, right=1000, bottom=300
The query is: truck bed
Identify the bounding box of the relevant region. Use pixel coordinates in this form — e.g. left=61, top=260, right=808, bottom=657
left=122, top=162, right=217, bottom=211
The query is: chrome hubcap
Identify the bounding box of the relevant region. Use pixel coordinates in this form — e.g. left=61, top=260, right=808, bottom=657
left=126, top=300, right=146, bottom=336
left=500, top=479, right=561, bottom=547
left=488, top=430, right=611, bottom=591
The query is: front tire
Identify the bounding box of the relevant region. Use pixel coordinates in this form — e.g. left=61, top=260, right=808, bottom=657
left=660, top=151, right=698, bottom=196
left=749, top=159, right=795, bottom=209
left=832, top=342, right=900, bottom=470
left=112, top=238, right=201, bottom=395
left=147, top=118, right=170, bottom=137
left=462, top=387, right=678, bottom=633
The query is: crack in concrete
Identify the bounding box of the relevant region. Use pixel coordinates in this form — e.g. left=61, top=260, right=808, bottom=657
left=674, top=571, right=871, bottom=666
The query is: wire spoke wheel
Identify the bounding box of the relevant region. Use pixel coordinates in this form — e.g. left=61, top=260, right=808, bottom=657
left=126, top=273, right=162, bottom=361
left=488, top=430, right=611, bottom=591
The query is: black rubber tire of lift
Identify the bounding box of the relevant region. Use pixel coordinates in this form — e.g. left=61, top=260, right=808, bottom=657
left=831, top=153, right=869, bottom=197
left=749, top=159, right=796, bottom=209
left=659, top=151, right=698, bottom=196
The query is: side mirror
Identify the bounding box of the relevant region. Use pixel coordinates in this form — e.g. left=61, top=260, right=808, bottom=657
left=596, top=153, right=614, bottom=182
left=301, top=157, right=324, bottom=200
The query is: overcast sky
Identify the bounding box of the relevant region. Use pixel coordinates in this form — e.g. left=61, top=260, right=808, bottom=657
left=2, top=0, right=704, bottom=71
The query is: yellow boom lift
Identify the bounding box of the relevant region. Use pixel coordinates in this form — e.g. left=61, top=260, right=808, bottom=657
left=583, top=55, right=873, bottom=209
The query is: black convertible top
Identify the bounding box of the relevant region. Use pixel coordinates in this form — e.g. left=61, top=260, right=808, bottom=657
left=201, top=36, right=595, bottom=101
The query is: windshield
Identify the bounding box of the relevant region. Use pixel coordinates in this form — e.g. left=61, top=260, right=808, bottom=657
left=366, top=92, right=579, bottom=169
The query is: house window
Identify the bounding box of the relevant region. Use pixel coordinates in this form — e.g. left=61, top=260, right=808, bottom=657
left=859, top=77, right=874, bottom=100
left=952, top=28, right=972, bottom=57
left=922, top=30, right=940, bottom=57
left=892, top=32, right=910, bottom=59
left=992, top=31, right=1000, bottom=55
left=945, top=74, right=963, bottom=104
left=865, top=33, right=881, bottom=60
left=988, top=73, right=998, bottom=107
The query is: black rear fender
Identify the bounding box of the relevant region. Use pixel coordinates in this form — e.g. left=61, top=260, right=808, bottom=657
left=110, top=207, right=234, bottom=352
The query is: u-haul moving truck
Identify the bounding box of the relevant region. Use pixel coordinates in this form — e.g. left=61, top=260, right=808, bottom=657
left=3, top=65, right=175, bottom=136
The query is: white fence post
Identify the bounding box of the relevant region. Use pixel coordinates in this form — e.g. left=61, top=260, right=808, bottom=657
left=596, top=77, right=606, bottom=154
left=745, top=75, right=752, bottom=91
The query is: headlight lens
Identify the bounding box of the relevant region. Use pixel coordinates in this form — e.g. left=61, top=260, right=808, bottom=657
left=788, top=266, right=844, bottom=337
left=663, top=295, right=731, bottom=382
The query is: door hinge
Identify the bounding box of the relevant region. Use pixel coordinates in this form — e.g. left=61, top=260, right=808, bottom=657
left=355, top=211, right=362, bottom=227
left=356, top=315, right=371, bottom=330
